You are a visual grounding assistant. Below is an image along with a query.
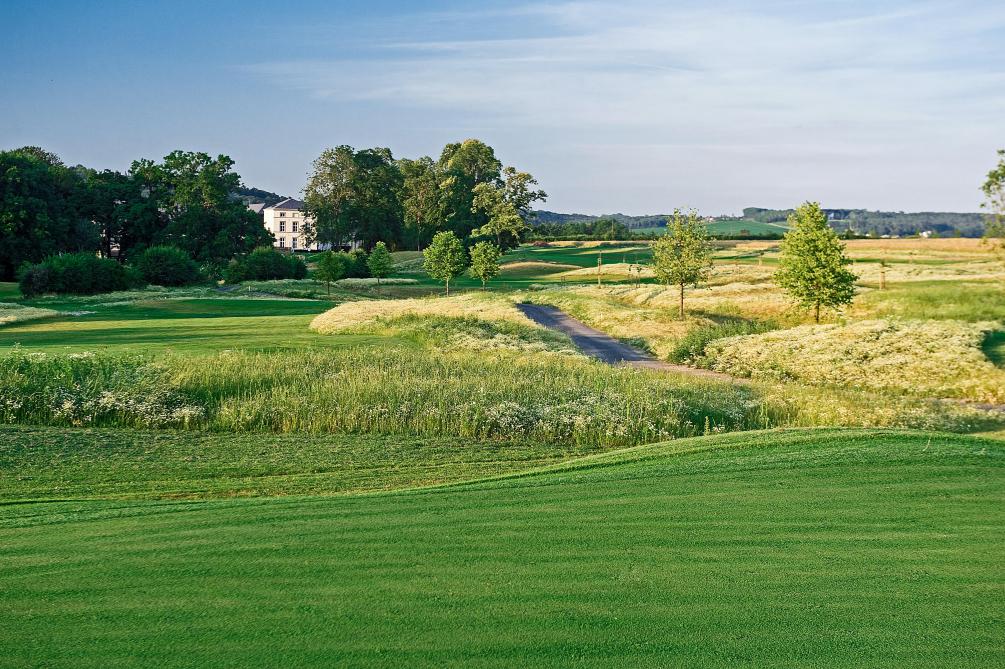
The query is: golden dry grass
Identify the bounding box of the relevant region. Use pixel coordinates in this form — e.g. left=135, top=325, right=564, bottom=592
left=706, top=319, right=1005, bottom=403
left=310, top=293, right=535, bottom=334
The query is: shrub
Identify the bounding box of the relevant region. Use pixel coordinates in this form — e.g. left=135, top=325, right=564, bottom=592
left=133, top=246, right=200, bottom=286
left=225, top=247, right=307, bottom=283
left=17, top=253, right=144, bottom=297
left=347, top=249, right=370, bottom=278
left=669, top=320, right=776, bottom=364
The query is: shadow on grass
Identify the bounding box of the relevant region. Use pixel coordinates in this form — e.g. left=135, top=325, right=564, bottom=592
left=983, top=330, right=1005, bottom=368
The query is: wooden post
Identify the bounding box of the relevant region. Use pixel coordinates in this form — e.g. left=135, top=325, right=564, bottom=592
left=597, top=252, right=603, bottom=287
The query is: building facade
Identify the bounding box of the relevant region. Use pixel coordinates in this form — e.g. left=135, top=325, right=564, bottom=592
left=258, top=198, right=359, bottom=252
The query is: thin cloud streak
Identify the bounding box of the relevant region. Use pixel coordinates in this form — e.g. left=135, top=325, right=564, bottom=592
left=245, top=0, right=1005, bottom=213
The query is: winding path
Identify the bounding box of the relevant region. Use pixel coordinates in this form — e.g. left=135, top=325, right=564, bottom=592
left=517, top=303, right=742, bottom=383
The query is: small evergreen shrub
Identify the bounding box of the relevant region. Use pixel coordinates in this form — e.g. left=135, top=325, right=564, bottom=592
left=133, top=246, right=200, bottom=286
left=17, top=253, right=145, bottom=297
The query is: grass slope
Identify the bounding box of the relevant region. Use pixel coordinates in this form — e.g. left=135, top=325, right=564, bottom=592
left=0, top=426, right=599, bottom=500
left=2, top=428, right=1002, bottom=668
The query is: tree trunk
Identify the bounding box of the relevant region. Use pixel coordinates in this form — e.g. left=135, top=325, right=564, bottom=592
left=679, top=283, right=685, bottom=320
left=815, top=303, right=821, bottom=323
left=445, top=278, right=450, bottom=296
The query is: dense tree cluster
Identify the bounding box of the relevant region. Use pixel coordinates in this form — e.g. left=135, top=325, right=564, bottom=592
left=0, top=146, right=273, bottom=281
left=302, top=139, right=546, bottom=252
left=527, top=217, right=634, bottom=241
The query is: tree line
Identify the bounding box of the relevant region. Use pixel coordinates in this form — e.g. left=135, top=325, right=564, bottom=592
left=301, top=139, right=546, bottom=252
left=0, top=146, right=271, bottom=280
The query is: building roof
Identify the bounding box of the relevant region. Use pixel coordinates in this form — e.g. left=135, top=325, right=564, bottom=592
left=247, top=203, right=266, bottom=214
left=267, top=198, right=305, bottom=211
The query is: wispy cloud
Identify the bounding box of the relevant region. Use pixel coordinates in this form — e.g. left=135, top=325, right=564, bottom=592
left=246, top=0, right=1005, bottom=213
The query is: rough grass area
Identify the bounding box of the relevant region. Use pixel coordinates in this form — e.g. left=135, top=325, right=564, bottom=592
left=310, top=293, right=534, bottom=334
left=0, top=425, right=595, bottom=500
left=0, top=347, right=758, bottom=447
left=0, top=302, right=60, bottom=326
left=3, top=347, right=1001, bottom=443
left=704, top=319, right=1005, bottom=403
left=2, top=429, right=1001, bottom=668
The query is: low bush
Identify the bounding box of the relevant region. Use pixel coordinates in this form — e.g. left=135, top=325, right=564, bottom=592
left=17, top=253, right=144, bottom=297
left=133, top=246, right=201, bottom=286
left=347, top=249, right=370, bottom=278
left=668, top=320, right=776, bottom=363
left=225, top=247, right=308, bottom=283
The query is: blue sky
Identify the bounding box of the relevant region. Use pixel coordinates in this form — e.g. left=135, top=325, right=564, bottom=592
left=2, top=0, right=1003, bottom=214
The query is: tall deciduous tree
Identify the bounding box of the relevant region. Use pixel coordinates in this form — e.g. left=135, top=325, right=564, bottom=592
left=0, top=147, right=96, bottom=280
left=650, top=209, right=714, bottom=320
left=437, top=139, right=502, bottom=239
left=303, top=146, right=404, bottom=251
left=132, top=151, right=271, bottom=264
left=470, top=166, right=547, bottom=249
left=981, top=149, right=1005, bottom=259
left=469, top=241, right=502, bottom=288
left=303, top=145, right=358, bottom=250
left=398, top=156, right=443, bottom=251
left=775, top=201, right=858, bottom=322
left=423, top=231, right=468, bottom=295
left=366, top=242, right=394, bottom=284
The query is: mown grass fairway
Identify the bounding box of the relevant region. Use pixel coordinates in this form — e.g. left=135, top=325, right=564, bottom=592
left=0, top=425, right=599, bottom=500
left=2, top=429, right=1002, bottom=668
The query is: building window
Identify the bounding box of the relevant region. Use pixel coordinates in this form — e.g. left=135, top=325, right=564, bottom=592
left=279, top=221, right=286, bottom=232
left=292, top=237, right=298, bottom=250
left=279, top=212, right=286, bottom=217
left=279, top=237, right=285, bottom=248
left=292, top=221, right=298, bottom=233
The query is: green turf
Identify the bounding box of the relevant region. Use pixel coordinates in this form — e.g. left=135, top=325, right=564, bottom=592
left=0, top=298, right=397, bottom=353
left=0, top=425, right=595, bottom=500
left=2, top=428, right=1001, bottom=668
left=0, top=282, right=20, bottom=300
left=858, top=280, right=1005, bottom=321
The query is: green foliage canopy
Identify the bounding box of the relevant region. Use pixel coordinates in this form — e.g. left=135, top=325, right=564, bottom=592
left=366, top=242, right=394, bottom=284
left=775, top=202, right=858, bottom=322
left=650, top=209, right=714, bottom=319
left=423, top=231, right=468, bottom=294
left=468, top=241, right=502, bottom=288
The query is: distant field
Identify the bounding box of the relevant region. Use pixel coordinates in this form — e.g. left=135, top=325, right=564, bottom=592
left=3, top=429, right=1002, bottom=667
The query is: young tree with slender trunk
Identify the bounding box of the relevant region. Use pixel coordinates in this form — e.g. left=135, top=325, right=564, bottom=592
left=423, top=231, right=468, bottom=295
left=469, top=241, right=502, bottom=289
left=650, top=209, right=714, bottom=320
left=775, top=201, right=858, bottom=322
left=366, top=242, right=394, bottom=285
left=315, top=251, right=349, bottom=296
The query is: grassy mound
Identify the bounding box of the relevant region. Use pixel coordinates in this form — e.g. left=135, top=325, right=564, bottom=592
left=705, top=319, right=1005, bottom=403
left=3, top=428, right=1002, bottom=667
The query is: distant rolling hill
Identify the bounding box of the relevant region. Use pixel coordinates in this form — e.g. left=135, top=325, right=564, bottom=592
left=534, top=207, right=987, bottom=237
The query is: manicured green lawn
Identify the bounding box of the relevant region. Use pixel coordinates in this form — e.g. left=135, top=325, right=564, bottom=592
left=0, top=281, right=19, bottom=300
left=2, top=428, right=1001, bottom=668
left=0, top=298, right=390, bottom=353
left=0, top=425, right=595, bottom=500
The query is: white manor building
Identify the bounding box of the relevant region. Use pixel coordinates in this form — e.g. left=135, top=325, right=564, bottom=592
left=257, top=198, right=360, bottom=252
left=261, top=198, right=316, bottom=252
